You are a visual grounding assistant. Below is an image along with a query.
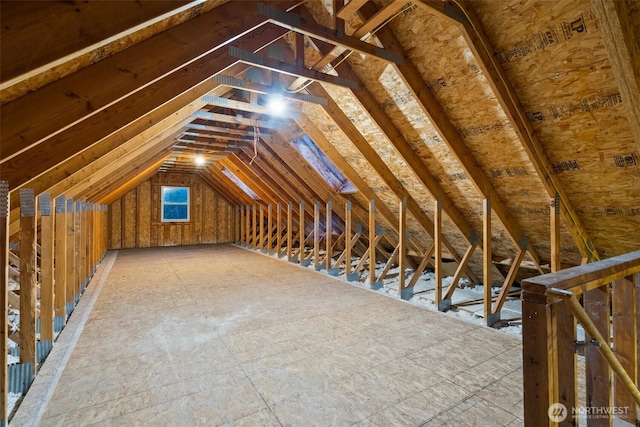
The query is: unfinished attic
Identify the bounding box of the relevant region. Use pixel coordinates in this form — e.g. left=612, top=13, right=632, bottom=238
left=1, top=0, right=639, bottom=425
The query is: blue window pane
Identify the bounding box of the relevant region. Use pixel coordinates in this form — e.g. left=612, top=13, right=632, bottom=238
left=163, top=205, right=188, bottom=220
left=163, top=187, right=188, bottom=203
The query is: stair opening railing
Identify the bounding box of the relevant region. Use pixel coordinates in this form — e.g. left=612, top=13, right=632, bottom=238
left=522, top=250, right=640, bottom=426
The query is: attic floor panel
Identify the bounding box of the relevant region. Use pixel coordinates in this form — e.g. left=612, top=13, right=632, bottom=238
left=15, top=244, right=523, bottom=426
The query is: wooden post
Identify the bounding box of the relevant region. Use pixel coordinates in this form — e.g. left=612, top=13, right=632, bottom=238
left=434, top=196, right=443, bottom=309
left=612, top=276, right=637, bottom=423
left=245, top=205, right=251, bottom=246
left=345, top=200, right=352, bottom=276
left=66, top=198, right=76, bottom=311
left=86, top=203, right=93, bottom=278
left=584, top=285, right=612, bottom=424
left=299, top=200, right=305, bottom=264
left=54, top=196, right=66, bottom=322
left=368, top=200, right=377, bottom=287
left=259, top=204, right=265, bottom=251
left=398, top=197, right=407, bottom=294
left=252, top=204, right=257, bottom=249
left=483, top=198, right=493, bottom=324
left=551, top=194, right=561, bottom=273
left=75, top=201, right=84, bottom=297
left=38, top=193, right=55, bottom=343
left=19, top=189, right=37, bottom=374
left=239, top=206, right=245, bottom=246
left=0, top=181, right=9, bottom=425
left=325, top=201, right=332, bottom=271
left=89, top=204, right=95, bottom=273
left=522, top=298, right=564, bottom=426
left=287, top=202, right=293, bottom=260
left=277, top=203, right=282, bottom=256
left=314, top=200, right=321, bottom=270
left=237, top=206, right=242, bottom=243
left=267, top=204, right=273, bottom=253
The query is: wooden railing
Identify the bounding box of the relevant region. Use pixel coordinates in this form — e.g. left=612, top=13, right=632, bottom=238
left=522, top=250, right=640, bottom=426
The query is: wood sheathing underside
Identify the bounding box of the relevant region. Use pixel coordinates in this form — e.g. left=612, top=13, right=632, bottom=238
left=1, top=0, right=639, bottom=283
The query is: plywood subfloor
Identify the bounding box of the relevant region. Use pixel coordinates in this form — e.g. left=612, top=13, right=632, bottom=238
left=14, top=244, right=523, bottom=426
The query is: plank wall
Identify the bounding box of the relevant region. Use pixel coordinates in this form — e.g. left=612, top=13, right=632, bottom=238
left=108, top=172, right=234, bottom=249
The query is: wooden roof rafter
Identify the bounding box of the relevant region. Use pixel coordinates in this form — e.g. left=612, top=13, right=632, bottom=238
left=255, top=2, right=404, bottom=65
left=197, top=167, right=253, bottom=206
left=349, top=1, right=543, bottom=272
left=307, top=82, right=478, bottom=282
left=96, top=155, right=170, bottom=206
left=301, top=35, right=481, bottom=250
left=238, top=133, right=369, bottom=247
left=66, top=128, right=186, bottom=204
left=294, top=115, right=448, bottom=275
left=0, top=13, right=292, bottom=191
left=235, top=149, right=308, bottom=208
left=220, top=155, right=287, bottom=208
left=0, top=0, right=201, bottom=96
left=414, top=0, right=602, bottom=262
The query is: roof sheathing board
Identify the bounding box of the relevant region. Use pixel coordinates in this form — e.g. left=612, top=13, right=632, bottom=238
left=320, top=63, right=492, bottom=265
left=303, top=0, right=533, bottom=271
left=381, top=4, right=571, bottom=262
left=474, top=0, right=640, bottom=259
left=299, top=100, right=424, bottom=248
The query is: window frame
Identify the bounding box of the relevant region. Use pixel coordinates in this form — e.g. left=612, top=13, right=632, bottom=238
left=160, top=186, right=190, bottom=223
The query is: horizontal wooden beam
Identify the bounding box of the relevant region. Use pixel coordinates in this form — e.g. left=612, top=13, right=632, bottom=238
left=1, top=1, right=296, bottom=165
left=1, top=24, right=289, bottom=190
left=257, top=2, right=403, bottom=64
left=212, top=75, right=328, bottom=105
left=230, top=47, right=359, bottom=89
left=363, top=2, right=541, bottom=268
left=192, top=111, right=285, bottom=129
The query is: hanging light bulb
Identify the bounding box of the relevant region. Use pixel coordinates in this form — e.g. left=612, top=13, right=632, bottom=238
left=266, top=93, right=287, bottom=115
left=194, top=151, right=205, bottom=166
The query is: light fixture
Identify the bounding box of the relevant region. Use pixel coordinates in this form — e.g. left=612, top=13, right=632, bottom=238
left=266, top=93, right=287, bottom=115
left=194, top=151, right=206, bottom=166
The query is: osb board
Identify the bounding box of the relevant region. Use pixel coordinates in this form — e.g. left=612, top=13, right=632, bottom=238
left=0, top=0, right=227, bottom=104
left=298, top=100, right=430, bottom=247
left=474, top=0, right=640, bottom=258
left=328, top=2, right=543, bottom=264
left=474, top=0, right=604, bottom=87
left=274, top=120, right=384, bottom=229
left=300, top=1, right=518, bottom=277
left=319, top=78, right=484, bottom=263
left=341, top=49, right=521, bottom=262
left=373, top=2, right=584, bottom=264
left=106, top=171, right=234, bottom=249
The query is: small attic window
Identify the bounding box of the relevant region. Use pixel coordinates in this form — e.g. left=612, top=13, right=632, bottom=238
left=221, top=168, right=260, bottom=200
left=290, top=135, right=356, bottom=194
left=161, top=186, right=190, bottom=222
